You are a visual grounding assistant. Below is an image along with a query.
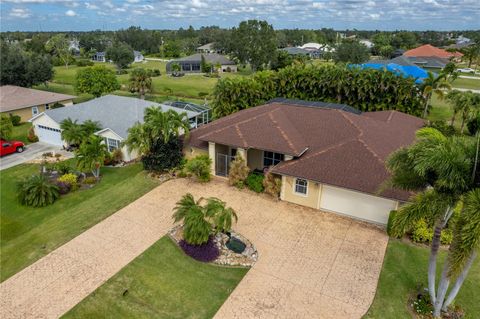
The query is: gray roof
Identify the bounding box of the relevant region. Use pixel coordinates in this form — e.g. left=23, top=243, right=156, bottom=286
left=280, top=47, right=311, bottom=55
left=266, top=98, right=362, bottom=115
left=40, top=95, right=198, bottom=139
left=173, top=53, right=235, bottom=65
left=407, top=56, right=449, bottom=69
left=367, top=56, right=417, bottom=67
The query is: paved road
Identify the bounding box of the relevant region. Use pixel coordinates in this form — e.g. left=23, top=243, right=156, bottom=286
left=459, top=75, right=480, bottom=80
left=0, top=142, right=61, bottom=170
left=452, top=87, right=480, bottom=93
left=0, top=178, right=387, bottom=319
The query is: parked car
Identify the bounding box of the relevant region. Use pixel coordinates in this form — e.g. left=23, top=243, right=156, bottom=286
left=0, top=139, right=25, bottom=156
left=457, top=68, right=476, bottom=74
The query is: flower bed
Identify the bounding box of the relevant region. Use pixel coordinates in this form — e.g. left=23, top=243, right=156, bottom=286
left=169, top=225, right=258, bottom=267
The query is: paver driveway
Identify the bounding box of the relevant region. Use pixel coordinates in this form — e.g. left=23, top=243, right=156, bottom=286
left=0, top=178, right=387, bottom=319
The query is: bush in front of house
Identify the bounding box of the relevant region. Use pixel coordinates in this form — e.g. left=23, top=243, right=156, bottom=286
left=246, top=173, right=264, bottom=193
left=179, top=236, right=219, bottom=262
left=17, top=175, right=60, bottom=207
left=228, top=157, right=250, bottom=188
left=55, top=181, right=71, bottom=195
left=57, top=173, right=78, bottom=191
left=410, top=219, right=454, bottom=245
left=9, top=115, right=21, bottom=126
left=263, top=170, right=282, bottom=198
left=141, top=138, right=183, bottom=171
left=27, top=126, right=39, bottom=142
left=387, top=210, right=397, bottom=237
left=185, top=155, right=212, bottom=182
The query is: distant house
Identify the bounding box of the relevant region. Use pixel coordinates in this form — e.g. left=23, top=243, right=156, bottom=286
left=0, top=85, right=75, bottom=122
left=299, top=42, right=322, bottom=50
left=166, top=53, right=237, bottom=73
left=68, top=39, right=80, bottom=56
left=392, top=49, right=405, bottom=58
left=407, top=56, right=450, bottom=69
left=29, top=95, right=209, bottom=159
left=359, top=39, right=374, bottom=49
left=91, top=51, right=106, bottom=62
left=404, top=44, right=463, bottom=60
left=360, top=56, right=429, bottom=83
left=196, top=43, right=220, bottom=54
left=280, top=47, right=319, bottom=58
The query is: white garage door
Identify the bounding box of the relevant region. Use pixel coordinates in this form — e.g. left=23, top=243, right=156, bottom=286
left=35, top=125, right=63, bottom=146
left=320, top=185, right=397, bottom=225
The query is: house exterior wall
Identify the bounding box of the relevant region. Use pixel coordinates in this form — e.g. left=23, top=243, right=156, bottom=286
left=282, top=176, right=322, bottom=209
left=96, top=129, right=138, bottom=162
left=184, top=146, right=209, bottom=159
left=247, top=149, right=263, bottom=170
left=3, top=99, right=73, bottom=122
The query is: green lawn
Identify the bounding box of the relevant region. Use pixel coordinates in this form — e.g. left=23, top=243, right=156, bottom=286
left=452, top=77, right=480, bottom=90
left=364, top=240, right=480, bottom=319
left=63, top=236, right=248, bottom=319
left=11, top=123, right=32, bottom=144
left=0, top=163, right=159, bottom=282
left=428, top=94, right=453, bottom=123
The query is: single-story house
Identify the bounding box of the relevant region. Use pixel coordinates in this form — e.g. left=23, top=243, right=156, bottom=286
left=360, top=56, right=429, bottom=83
left=359, top=39, right=374, bottom=49
left=185, top=98, right=424, bottom=225
left=30, top=95, right=207, bottom=161
left=404, top=44, right=463, bottom=60
left=280, top=47, right=320, bottom=59
left=406, top=56, right=450, bottom=70
left=91, top=51, right=106, bottom=62
left=0, top=85, right=75, bottom=122
left=166, top=53, right=237, bottom=73
left=196, top=43, right=221, bottom=54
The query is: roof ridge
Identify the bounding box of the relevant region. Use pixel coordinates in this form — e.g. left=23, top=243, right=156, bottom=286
left=386, top=110, right=395, bottom=123
left=268, top=109, right=301, bottom=155
left=357, top=138, right=385, bottom=164
left=234, top=124, right=248, bottom=148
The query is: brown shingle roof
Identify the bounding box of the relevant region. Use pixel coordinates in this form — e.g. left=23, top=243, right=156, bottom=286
left=187, top=102, right=424, bottom=201
left=0, top=85, right=76, bottom=112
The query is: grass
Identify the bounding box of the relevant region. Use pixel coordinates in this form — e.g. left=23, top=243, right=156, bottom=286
left=11, top=123, right=32, bottom=144
left=364, top=240, right=480, bottom=319
left=451, top=77, right=480, bottom=90
left=63, top=236, right=248, bottom=319
left=428, top=94, right=453, bottom=123
left=0, top=163, right=159, bottom=282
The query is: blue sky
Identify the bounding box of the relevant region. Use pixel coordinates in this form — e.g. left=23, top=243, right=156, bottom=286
left=1, top=0, right=479, bottom=31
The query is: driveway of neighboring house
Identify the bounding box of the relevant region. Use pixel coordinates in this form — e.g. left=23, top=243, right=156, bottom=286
left=0, top=178, right=387, bottom=319
left=0, top=142, right=65, bottom=170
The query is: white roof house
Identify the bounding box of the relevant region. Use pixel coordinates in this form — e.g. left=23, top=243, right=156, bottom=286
left=30, top=95, right=208, bottom=161
left=299, top=42, right=322, bottom=50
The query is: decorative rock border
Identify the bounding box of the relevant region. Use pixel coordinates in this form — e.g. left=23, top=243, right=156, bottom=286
left=169, top=225, right=258, bottom=267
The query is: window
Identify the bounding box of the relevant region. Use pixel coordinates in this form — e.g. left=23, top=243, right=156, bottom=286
left=45, top=103, right=50, bottom=110
left=294, top=178, right=308, bottom=195
left=32, top=106, right=39, bottom=115
left=263, top=151, right=284, bottom=167
left=104, top=138, right=120, bottom=152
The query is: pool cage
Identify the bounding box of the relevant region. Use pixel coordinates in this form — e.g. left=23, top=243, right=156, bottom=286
left=163, top=101, right=212, bottom=128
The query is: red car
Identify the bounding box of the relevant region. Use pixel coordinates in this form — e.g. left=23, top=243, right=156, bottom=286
left=0, top=139, right=25, bottom=157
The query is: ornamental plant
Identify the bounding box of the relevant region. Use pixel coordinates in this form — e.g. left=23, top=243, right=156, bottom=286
left=57, top=173, right=78, bottom=191
left=185, top=155, right=212, bottom=182
left=228, top=157, right=250, bottom=188
left=263, top=170, right=282, bottom=198
left=17, top=175, right=60, bottom=207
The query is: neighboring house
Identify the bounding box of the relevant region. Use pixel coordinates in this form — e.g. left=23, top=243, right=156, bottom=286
left=166, top=53, right=237, bottom=73
left=185, top=98, right=424, bottom=225
left=133, top=51, right=144, bottom=63
left=68, top=39, right=80, bottom=56
left=196, top=43, right=221, bottom=54
left=403, top=44, right=463, bottom=59
left=359, top=39, right=374, bottom=49
left=91, top=51, right=106, bottom=62
left=280, top=47, right=319, bottom=58
left=392, top=49, right=405, bottom=58
left=407, top=56, right=450, bottom=69
left=0, top=85, right=75, bottom=122
left=29, top=95, right=207, bottom=161
left=299, top=42, right=322, bottom=50
left=361, top=56, right=429, bottom=83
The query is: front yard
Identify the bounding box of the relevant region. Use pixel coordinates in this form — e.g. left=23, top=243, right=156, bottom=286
left=63, top=236, right=248, bottom=319
left=364, top=240, right=480, bottom=319
left=0, top=162, right=159, bottom=281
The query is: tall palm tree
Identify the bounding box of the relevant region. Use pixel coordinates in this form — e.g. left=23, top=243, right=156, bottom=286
left=75, top=135, right=108, bottom=179
left=173, top=193, right=211, bottom=245
left=81, top=119, right=101, bottom=136
left=144, top=107, right=190, bottom=144
left=446, top=90, right=463, bottom=126
left=388, top=127, right=479, bottom=317
left=204, top=197, right=238, bottom=233
left=420, top=72, right=451, bottom=118
left=129, top=68, right=152, bottom=99
left=60, top=118, right=84, bottom=146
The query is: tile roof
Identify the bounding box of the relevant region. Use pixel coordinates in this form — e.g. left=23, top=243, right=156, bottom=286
left=187, top=102, right=424, bottom=201
left=403, top=44, right=463, bottom=59
left=0, top=85, right=76, bottom=112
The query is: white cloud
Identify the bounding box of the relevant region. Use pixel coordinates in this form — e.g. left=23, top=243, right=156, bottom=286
left=9, top=8, right=32, bottom=18
left=65, top=9, right=77, bottom=16
left=126, top=0, right=140, bottom=3
left=85, top=2, right=99, bottom=10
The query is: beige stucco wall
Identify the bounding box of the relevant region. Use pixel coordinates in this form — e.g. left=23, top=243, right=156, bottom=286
left=184, top=146, right=209, bottom=160
left=3, top=99, right=74, bottom=122
left=282, top=176, right=322, bottom=209
left=96, top=129, right=139, bottom=162
left=247, top=149, right=263, bottom=170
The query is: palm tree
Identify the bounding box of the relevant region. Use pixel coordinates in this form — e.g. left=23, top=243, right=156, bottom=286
left=129, top=68, right=152, bottom=99
left=75, top=135, right=108, bottom=180
left=81, top=119, right=101, bottom=136
left=173, top=193, right=211, bottom=245
left=420, top=72, right=451, bottom=118
left=204, top=197, right=238, bottom=233
left=60, top=118, right=84, bottom=146
left=388, top=127, right=479, bottom=317
left=446, top=90, right=462, bottom=126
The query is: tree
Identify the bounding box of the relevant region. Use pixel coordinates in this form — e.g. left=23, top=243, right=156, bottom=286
left=74, top=65, right=120, bottom=97
left=334, top=41, right=370, bottom=64
left=170, top=62, right=181, bottom=75
left=271, top=50, right=295, bottom=71
left=200, top=54, right=212, bottom=73
left=446, top=90, right=480, bottom=133
left=60, top=118, right=102, bottom=146
left=1, top=41, right=53, bottom=87
left=0, top=115, right=13, bottom=140
left=228, top=20, right=278, bottom=71
left=206, top=197, right=238, bottom=234
left=106, top=42, right=134, bottom=69
left=128, top=68, right=152, bottom=99
left=388, top=128, right=480, bottom=317
left=75, top=135, right=109, bottom=180
left=379, top=45, right=394, bottom=59
left=461, top=44, right=480, bottom=68
left=17, top=175, right=59, bottom=207
left=420, top=72, right=451, bottom=118
left=45, top=34, right=72, bottom=69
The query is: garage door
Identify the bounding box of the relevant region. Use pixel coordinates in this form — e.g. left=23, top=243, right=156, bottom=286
left=320, top=185, right=397, bottom=225
left=35, top=125, right=63, bottom=146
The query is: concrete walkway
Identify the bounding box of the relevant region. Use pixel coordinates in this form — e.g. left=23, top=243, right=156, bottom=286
left=0, top=142, right=66, bottom=170
left=0, top=178, right=387, bottom=319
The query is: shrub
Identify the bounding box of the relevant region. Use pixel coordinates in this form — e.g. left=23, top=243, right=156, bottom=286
left=57, top=173, right=78, bottom=191
left=116, top=69, right=128, bottom=75
left=50, top=102, right=65, bottom=109
left=0, top=115, right=13, bottom=140
left=147, top=69, right=161, bottom=77
left=441, top=229, right=453, bottom=245
left=27, top=127, right=39, bottom=142
left=83, top=176, right=97, bottom=185
left=55, top=181, right=71, bottom=195
left=263, top=171, right=282, bottom=197
left=428, top=120, right=456, bottom=137
left=246, top=173, right=265, bottom=193
left=179, top=236, right=219, bottom=262
left=411, top=219, right=433, bottom=243
left=9, top=115, right=21, bottom=126
left=17, top=175, right=60, bottom=207
left=54, top=161, right=72, bottom=174
left=387, top=210, right=397, bottom=237
left=111, top=148, right=123, bottom=163
left=228, top=157, right=250, bottom=188
left=185, top=155, right=211, bottom=182
left=142, top=138, right=183, bottom=172
left=76, top=59, right=94, bottom=67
